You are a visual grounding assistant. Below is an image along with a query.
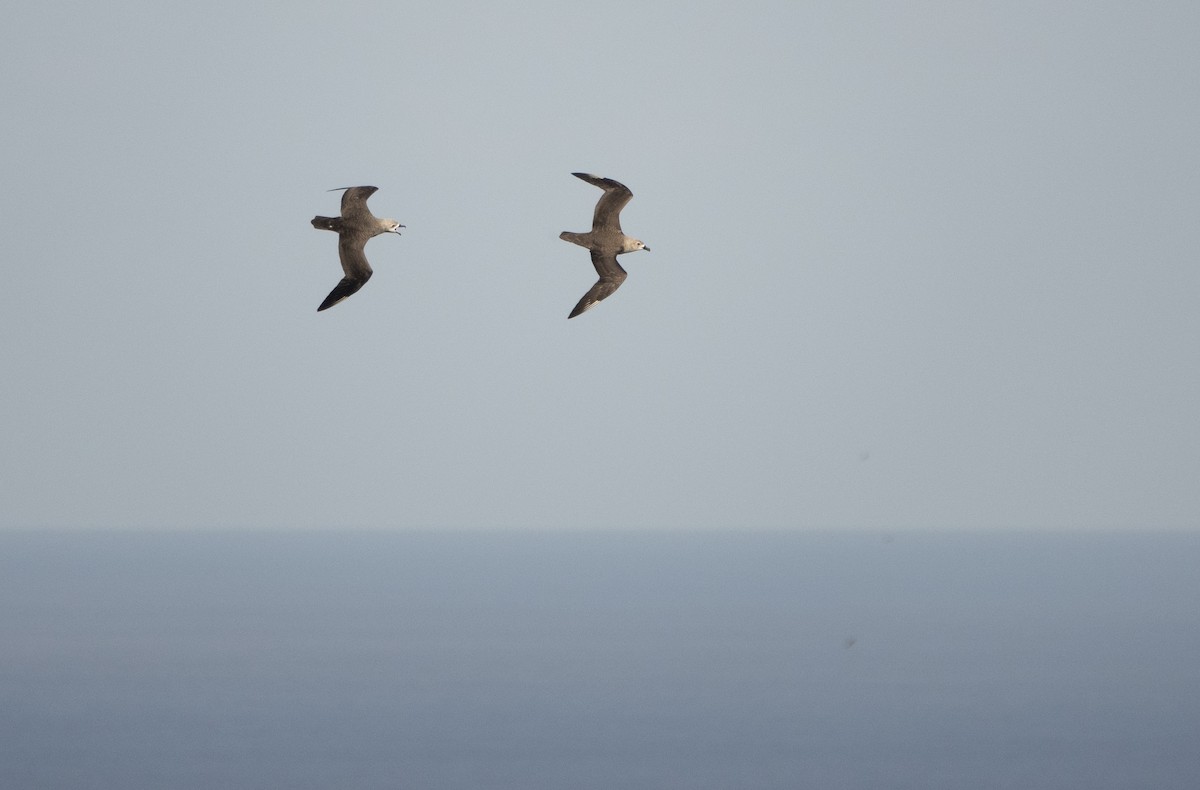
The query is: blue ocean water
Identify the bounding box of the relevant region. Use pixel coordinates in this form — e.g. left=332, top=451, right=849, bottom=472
left=0, top=530, right=1197, bottom=789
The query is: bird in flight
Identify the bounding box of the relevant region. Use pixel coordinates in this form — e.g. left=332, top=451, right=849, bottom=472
left=311, top=186, right=403, bottom=311
left=559, top=173, right=650, bottom=318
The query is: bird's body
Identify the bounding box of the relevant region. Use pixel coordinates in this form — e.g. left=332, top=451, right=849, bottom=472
left=311, top=186, right=403, bottom=312
left=559, top=173, right=650, bottom=318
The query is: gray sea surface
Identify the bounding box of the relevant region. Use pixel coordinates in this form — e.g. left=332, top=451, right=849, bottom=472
left=1, top=530, right=1197, bottom=789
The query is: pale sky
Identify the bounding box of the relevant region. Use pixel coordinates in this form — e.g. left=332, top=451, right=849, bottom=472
left=2, top=1, right=1197, bottom=530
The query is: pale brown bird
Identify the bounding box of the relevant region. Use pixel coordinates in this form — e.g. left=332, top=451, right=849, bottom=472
left=310, top=186, right=403, bottom=311
left=559, top=173, right=650, bottom=318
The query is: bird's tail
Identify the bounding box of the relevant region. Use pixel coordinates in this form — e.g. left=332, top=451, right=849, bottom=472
left=311, top=216, right=343, bottom=232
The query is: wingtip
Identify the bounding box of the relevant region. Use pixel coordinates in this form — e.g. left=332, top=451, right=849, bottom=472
left=567, top=299, right=596, bottom=319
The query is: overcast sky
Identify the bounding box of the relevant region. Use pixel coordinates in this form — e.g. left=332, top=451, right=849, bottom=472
left=2, top=2, right=1197, bottom=530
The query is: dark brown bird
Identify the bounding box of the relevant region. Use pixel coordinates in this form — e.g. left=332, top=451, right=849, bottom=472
left=559, top=173, right=650, bottom=318
left=310, top=186, right=403, bottom=311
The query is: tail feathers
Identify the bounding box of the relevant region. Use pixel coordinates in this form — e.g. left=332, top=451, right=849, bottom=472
left=311, top=215, right=343, bottom=232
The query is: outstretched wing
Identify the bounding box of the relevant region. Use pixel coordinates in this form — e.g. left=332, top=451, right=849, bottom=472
left=337, top=235, right=375, bottom=280
left=571, top=173, right=633, bottom=233
left=335, top=186, right=379, bottom=222
left=568, top=251, right=628, bottom=318
left=317, top=271, right=372, bottom=312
